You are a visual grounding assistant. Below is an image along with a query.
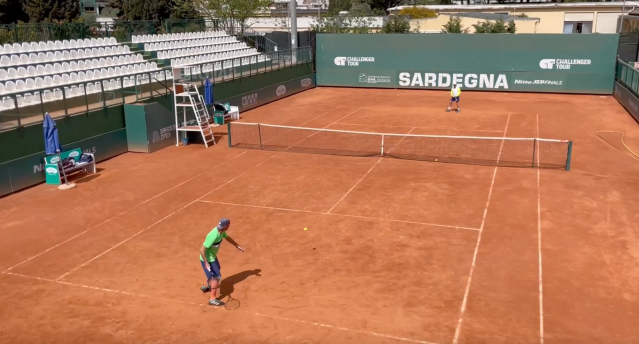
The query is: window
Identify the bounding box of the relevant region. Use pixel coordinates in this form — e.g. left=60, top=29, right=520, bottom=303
left=563, top=21, right=593, bottom=34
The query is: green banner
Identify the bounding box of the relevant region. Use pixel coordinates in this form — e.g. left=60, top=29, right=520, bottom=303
left=219, top=74, right=315, bottom=111
left=0, top=128, right=128, bottom=197
left=316, top=34, right=619, bottom=94
left=146, top=102, right=177, bottom=153
left=613, top=81, right=639, bottom=123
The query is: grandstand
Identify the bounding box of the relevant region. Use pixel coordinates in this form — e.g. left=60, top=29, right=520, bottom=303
left=0, top=29, right=277, bottom=129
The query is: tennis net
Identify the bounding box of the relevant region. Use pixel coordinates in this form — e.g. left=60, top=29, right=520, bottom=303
left=227, top=122, right=573, bottom=170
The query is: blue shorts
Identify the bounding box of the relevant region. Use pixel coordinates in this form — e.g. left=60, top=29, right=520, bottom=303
left=451, top=96, right=460, bottom=102
left=201, top=259, right=221, bottom=280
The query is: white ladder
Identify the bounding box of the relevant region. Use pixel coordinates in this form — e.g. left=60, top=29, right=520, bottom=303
left=183, top=83, right=215, bottom=148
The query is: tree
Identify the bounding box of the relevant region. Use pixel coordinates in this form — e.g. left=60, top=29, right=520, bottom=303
left=350, top=0, right=374, bottom=16
left=472, top=18, right=516, bottom=33
left=195, top=0, right=271, bottom=34
left=441, top=16, right=468, bottom=33
left=369, top=0, right=402, bottom=12
left=0, top=0, right=28, bottom=24
left=328, top=0, right=351, bottom=14
left=398, top=6, right=436, bottom=19
left=382, top=15, right=410, bottom=33
left=109, top=0, right=199, bottom=21
left=23, top=0, right=80, bottom=22
left=311, top=14, right=374, bottom=34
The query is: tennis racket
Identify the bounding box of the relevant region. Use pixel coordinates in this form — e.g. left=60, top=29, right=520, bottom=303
left=225, top=294, right=241, bottom=310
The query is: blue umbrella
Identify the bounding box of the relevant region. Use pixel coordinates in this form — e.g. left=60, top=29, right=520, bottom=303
left=43, top=112, right=71, bottom=186
left=204, top=78, right=213, bottom=105
left=43, top=112, right=61, bottom=155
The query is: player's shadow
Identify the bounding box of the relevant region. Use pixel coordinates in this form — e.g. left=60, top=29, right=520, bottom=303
left=219, top=269, right=261, bottom=299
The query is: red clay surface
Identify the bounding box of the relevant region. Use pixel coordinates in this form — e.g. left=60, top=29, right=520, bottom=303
left=1, top=87, right=639, bottom=344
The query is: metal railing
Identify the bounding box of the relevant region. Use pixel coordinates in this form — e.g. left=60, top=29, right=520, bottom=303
left=616, top=58, right=639, bottom=98
left=236, top=31, right=279, bottom=53
left=0, top=46, right=313, bottom=132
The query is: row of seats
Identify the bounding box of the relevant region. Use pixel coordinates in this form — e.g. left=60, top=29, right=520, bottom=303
left=144, top=36, right=237, bottom=51
left=133, top=31, right=228, bottom=43
left=158, top=44, right=254, bottom=60
left=173, top=49, right=264, bottom=67
left=0, top=70, right=174, bottom=109
left=0, top=46, right=133, bottom=67
left=0, top=54, right=145, bottom=81
left=0, top=62, right=159, bottom=94
left=0, top=38, right=119, bottom=55
left=181, top=55, right=268, bottom=76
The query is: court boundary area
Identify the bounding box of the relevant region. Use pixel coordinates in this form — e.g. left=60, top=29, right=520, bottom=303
left=0, top=90, right=548, bottom=344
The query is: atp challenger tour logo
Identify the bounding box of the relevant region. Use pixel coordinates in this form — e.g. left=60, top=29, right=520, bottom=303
left=399, top=72, right=509, bottom=89
left=334, top=56, right=375, bottom=67
left=539, top=59, right=592, bottom=70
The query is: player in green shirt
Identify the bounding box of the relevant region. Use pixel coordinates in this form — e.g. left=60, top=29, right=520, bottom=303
left=199, top=218, right=244, bottom=306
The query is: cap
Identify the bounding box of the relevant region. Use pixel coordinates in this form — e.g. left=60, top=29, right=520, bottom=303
left=217, top=218, right=230, bottom=229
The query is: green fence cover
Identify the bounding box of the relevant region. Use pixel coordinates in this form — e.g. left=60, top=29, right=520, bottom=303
left=316, top=34, right=619, bottom=94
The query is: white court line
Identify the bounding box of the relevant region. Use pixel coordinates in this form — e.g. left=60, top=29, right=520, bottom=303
left=282, top=107, right=363, bottom=152
left=197, top=200, right=479, bottom=232
left=452, top=113, right=511, bottom=344
left=386, top=127, right=415, bottom=154
left=2, top=271, right=436, bottom=344
left=333, top=122, right=504, bottom=133
left=56, top=152, right=279, bottom=281
left=253, top=312, right=437, bottom=344
left=536, top=113, right=545, bottom=344
left=252, top=106, right=343, bottom=149
left=2, top=151, right=247, bottom=273
left=327, top=157, right=383, bottom=214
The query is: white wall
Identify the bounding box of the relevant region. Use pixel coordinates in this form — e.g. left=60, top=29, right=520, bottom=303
left=245, top=16, right=384, bottom=31
left=596, top=12, right=621, bottom=33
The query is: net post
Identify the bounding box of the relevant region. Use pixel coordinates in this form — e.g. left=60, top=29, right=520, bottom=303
left=381, top=134, right=385, bottom=155
left=565, top=141, right=573, bottom=171
left=258, top=123, right=263, bottom=150
left=227, top=121, right=232, bottom=148
left=532, top=138, right=536, bottom=169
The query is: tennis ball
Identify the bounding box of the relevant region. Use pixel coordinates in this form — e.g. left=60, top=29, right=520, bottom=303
left=304, top=228, right=307, bottom=231
left=435, top=159, right=438, bottom=162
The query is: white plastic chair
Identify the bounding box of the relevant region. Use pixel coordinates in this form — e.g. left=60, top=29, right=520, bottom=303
left=36, top=64, right=46, bottom=75
left=15, top=79, right=26, bottom=91
left=19, top=54, right=29, bottom=64
left=54, top=51, right=63, bottom=61
left=17, top=67, right=27, bottom=78
left=61, top=74, right=71, bottom=84
left=46, top=64, right=56, bottom=74
left=83, top=39, right=91, bottom=47
left=97, top=38, right=105, bottom=46
left=46, top=52, right=55, bottom=61
left=70, top=72, right=78, bottom=83
left=12, top=43, right=21, bottom=53
left=77, top=71, right=86, bottom=81
left=53, top=88, right=63, bottom=100
left=86, top=70, right=94, bottom=80
left=26, top=78, right=35, bottom=89
left=61, top=62, right=70, bottom=72
left=70, top=40, right=78, bottom=49
left=45, top=41, right=55, bottom=51
left=44, top=76, right=54, bottom=87
left=27, top=66, right=37, bottom=76
left=0, top=56, right=9, bottom=66
left=0, top=83, right=5, bottom=94
left=109, top=37, right=117, bottom=45
left=54, top=41, right=63, bottom=50
left=62, top=50, right=70, bottom=59
left=2, top=44, right=10, bottom=53
left=123, top=46, right=130, bottom=53
left=105, top=46, right=112, bottom=55
left=53, top=75, right=62, bottom=85
left=70, top=61, right=78, bottom=71
left=62, top=40, right=71, bottom=49
left=35, top=77, right=44, bottom=88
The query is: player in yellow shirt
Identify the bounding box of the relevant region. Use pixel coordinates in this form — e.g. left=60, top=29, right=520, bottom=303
left=446, top=84, right=461, bottom=113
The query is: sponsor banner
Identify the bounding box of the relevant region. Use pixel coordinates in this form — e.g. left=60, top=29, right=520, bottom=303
left=0, top=128, right=128, bottom=197
left=145, top=102, right=176, bottom=153
left=613, top=81, right=639, bottom=123
left=219, top=74, right=316, bottom=112
left=316, top=34, right=618, bottom=94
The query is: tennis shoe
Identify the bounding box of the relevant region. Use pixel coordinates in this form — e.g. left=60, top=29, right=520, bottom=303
left=445, top=109, right=451, bottom=112
left=209, top=298, right=225, bottom=306
left=457, top=109, right=461, bottom=113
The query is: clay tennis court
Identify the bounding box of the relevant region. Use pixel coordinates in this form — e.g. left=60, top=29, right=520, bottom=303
left=1, top=87, right=639, bottom=344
